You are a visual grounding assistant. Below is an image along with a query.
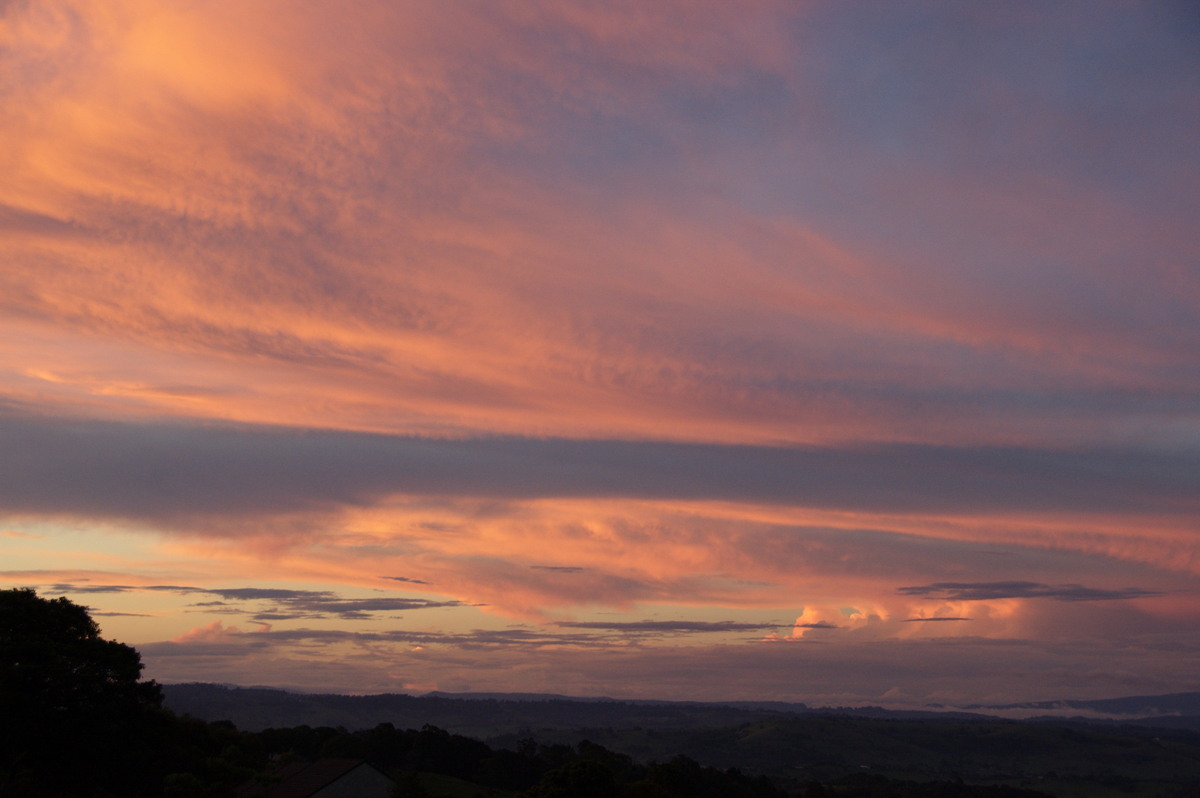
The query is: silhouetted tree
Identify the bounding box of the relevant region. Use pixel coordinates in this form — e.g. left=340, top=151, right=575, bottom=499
left=0, top=588, right=166, bottom=796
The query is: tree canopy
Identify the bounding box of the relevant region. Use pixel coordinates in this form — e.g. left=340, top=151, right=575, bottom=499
left=0, top=588, right=166, bottom=796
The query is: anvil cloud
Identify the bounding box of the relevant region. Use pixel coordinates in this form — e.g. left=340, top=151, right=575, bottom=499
left=2, top=0, right=1198, bottom=707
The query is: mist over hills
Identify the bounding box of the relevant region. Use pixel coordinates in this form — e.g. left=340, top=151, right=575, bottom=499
left=963, top=695, right=1200, bottom=733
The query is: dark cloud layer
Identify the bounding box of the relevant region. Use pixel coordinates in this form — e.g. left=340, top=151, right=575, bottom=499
left=2, top=410, right=1196, bottom=525
left=556, top=620, right=779, bottom=634
left=898, top=581, right=1162, bottom=603
left=45, top=583, right=460, bottom=620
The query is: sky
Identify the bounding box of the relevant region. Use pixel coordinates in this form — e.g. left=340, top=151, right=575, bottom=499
left=2, top=0, right=1199, bottom=709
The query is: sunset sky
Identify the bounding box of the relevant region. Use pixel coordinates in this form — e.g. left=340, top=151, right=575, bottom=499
left=3, top=1, right=1199, bottom=709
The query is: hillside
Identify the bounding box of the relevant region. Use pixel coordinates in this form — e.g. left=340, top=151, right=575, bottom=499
left=162, top=684, right=1200, bottom=797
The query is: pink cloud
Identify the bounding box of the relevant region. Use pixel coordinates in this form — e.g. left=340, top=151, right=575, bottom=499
left=172, top=620, right=244, bottom=645
left=171, top=620, right=271, bottom=645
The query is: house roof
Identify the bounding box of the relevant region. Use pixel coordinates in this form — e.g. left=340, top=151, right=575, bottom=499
left=239, top=758, right=391, bottom=798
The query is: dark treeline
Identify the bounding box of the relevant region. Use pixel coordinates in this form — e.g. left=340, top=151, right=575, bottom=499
left=199, top=721, right=1064, bottom=798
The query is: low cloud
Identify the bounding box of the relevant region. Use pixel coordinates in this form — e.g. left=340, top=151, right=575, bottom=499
left=902, top=617, right=972, bottom=623
left=178, top=623, right=775, bottom=651
left=243, top=627, right=609, bottom=649
left=275, top=596, right=462, bottom=620
left=147, top=620, right=792, bottom=657
left=172, top=620, right=256, bottom=645
left=556, top=620, right=780, bottom=634
left=48, top=583, right=142, bottom=594
left=42, top=582, right=462, bottom=620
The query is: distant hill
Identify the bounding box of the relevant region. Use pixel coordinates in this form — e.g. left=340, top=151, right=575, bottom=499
left=162, top=683, right=1200, bottom=736
left=162, top=683, right=826, bottom=737
left=161, top=684, right=1200, bottom=796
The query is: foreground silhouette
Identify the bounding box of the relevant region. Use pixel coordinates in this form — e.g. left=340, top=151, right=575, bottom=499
left=0, top=588, right=171, bottom=796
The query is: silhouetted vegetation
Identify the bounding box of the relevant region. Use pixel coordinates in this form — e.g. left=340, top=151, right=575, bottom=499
left=1, top=588, right=173, bottom=796
left=4, top=589, right=1199, bottom=797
